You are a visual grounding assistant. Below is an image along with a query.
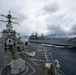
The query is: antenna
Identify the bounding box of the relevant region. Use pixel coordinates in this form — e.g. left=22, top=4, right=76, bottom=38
left=9, top=10, right=10, bottom=14
left=0, top=14, right=7, bottom=18
left=0, top=10, right=19, bottom=26
left=0, top=20, right=7, bottom=23
left=11, top=21, right=19, bottom=25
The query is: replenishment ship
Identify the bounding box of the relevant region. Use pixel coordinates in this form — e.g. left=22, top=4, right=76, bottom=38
left=29, top=32, right=76, bottom=47
left=0, top=11, right=64, bottom=75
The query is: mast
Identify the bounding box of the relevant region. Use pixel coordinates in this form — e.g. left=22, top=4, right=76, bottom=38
left=0, top=10, right=19, bottom=31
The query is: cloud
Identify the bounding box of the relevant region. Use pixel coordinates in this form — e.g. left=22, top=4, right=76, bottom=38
left=43, top=1, right=59, bottom=13
left=35, top=0, right=76, bottom=36
left=69, top=19, right=76, bottom=34
left=45, top=14, right=65, bottom=35
left=36, top=1, right=60, bottom=16
left=47, top=24, right=64, bottom=35
left=0, top=0, right=76, bottom=36
left=46, top=13, right=76, bottom=35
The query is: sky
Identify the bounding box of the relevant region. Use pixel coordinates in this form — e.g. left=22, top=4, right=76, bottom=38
left=0, top=0, right=76, bottom=36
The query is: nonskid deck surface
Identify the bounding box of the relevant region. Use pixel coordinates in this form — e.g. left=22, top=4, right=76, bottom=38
left=0, top=44, right=45, bottom=75
left=0, top=43, right=65, bottom=75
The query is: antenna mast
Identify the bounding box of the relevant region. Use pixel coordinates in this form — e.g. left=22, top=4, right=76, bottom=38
left=0, top=10, right=19, bottom=30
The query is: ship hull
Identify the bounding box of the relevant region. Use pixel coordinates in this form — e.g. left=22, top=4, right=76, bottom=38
left=28, top=39, right=76, bottom=47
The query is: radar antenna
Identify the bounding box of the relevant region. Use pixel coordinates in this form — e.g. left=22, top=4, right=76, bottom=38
left=0, top=10, right=19, bottom=27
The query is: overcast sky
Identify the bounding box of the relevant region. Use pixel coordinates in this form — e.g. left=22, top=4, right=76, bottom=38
left=0, top=0, right=76, bottom=36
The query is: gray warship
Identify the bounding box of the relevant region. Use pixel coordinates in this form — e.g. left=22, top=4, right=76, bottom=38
left=28, top=33, right=76, bottom=47
left=0, top=11, right=65, bottom=75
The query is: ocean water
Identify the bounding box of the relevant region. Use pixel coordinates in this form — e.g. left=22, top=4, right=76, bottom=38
left=21, top=38, right=28, bottom=42
left=43, top=45, right=76, bottom=75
